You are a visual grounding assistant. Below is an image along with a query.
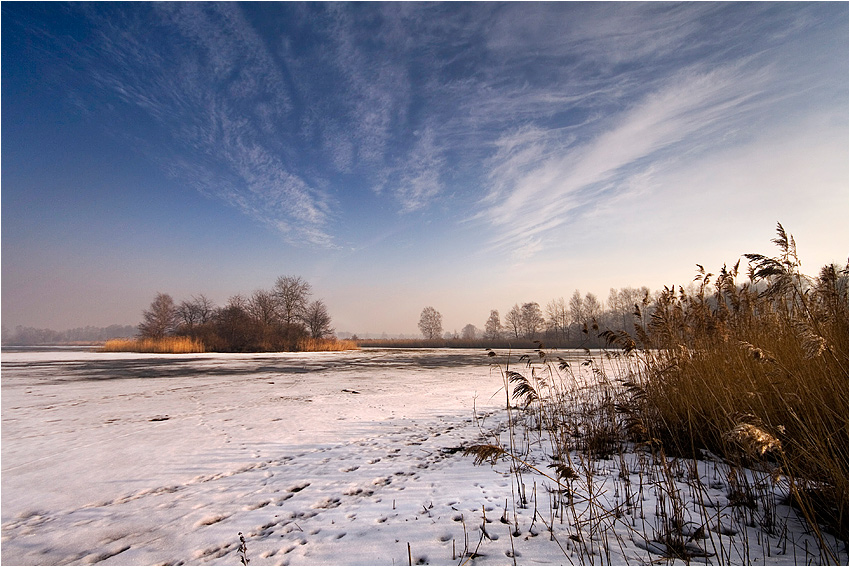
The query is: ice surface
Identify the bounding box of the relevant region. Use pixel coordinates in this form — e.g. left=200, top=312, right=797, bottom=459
left=2, top=348, right=845, bottom=565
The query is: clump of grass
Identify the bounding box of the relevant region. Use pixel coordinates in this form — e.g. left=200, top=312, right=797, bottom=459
left=101, top=336, right=206, bottom=353
left=296, top=337, right=359, bottom=352
left=237, top=532, right=248, bottom=566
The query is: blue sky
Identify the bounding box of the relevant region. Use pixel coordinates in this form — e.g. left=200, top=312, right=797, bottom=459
left=2, top=2, right=848, bottom=336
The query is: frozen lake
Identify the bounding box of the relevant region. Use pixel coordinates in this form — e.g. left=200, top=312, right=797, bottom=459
left=2, top=348, right=844, bottom=566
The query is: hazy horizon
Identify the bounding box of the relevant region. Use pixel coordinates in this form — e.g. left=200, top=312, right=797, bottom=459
left=3, top=2, right=847, bottom=336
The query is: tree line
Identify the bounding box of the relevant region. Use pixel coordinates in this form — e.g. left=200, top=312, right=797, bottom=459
left=418, top=286, right=657, bottom=348
left=1, top=324, right=139, bottom=346
left=138, top=275, right=334, bottom=352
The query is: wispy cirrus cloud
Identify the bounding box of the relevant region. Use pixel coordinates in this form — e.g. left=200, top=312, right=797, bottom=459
left=476, top=63, right=773, bottom=255
left=453, top=2, right=845, bottom=259
left=43, top=2, right=846, bottom=253
left=72, top=3, right=336, bottom=246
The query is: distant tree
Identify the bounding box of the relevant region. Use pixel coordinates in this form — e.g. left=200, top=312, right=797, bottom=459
left=584, top=292, right=602, bottom=323
left=505, top=304, right=522, bottom=338
left=520, top=302, right=545, bottom=340
left=138, top=292, right=178, bottom=339
left=545, top=297, right=570, bottom=344
left=303, top=299, right=334, bottom=339
left=418, top=306, right=443, bottom=340
left=606, top=287, right=649, bottom=331
left=461, top=324, right=478, bottom=340
left=484, top=310, right=502, bottom=340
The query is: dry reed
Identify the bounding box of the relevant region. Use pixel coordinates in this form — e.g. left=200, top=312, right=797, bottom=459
left=296, top=337, right=359, bottom=352
left=101, top=336, right=206, bottom=354
left=628, top=225, right=848, bottom=545
left=465, top=224, right=848, bottom=564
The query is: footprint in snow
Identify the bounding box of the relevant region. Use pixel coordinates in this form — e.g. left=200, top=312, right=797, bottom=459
left=244, top=500, right=272, bottom=511
left=311, top=496, right=341, bottom=510
left=194, top=514, right=229, bottom=527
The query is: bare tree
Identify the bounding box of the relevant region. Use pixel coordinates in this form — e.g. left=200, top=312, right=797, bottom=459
left=520, top=302, right=545, bottom=340
left=177, top=299, right=199, bottom=334
left=461, top=324, right=478, bottom=340
left=177, top=294, right=216, bottom=334
left=138, top=292, right=178, bottom=339
left=418, top=306, right=443, bottom=340
left=273, top=275, right=312, bottom=327
left=224, top=293, right=249, bottom=310
left=505, top=304, right=522, bottom=338
left=248, top=289, right=279, bottom=326
left=194, top=294, right=216, bottom=324
left=484, top=309, right=502, bottom=340
left=303, top=300, right=333, bottom=339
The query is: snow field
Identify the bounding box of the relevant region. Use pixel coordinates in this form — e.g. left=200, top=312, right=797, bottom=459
left=2, top=348, right=846, bottom=565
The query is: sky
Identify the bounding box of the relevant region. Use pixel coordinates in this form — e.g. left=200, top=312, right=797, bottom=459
left=2, top=2, right=848, bottom=337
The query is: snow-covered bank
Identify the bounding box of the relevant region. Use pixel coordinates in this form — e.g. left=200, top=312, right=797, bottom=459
left=2, top=349, right=845, bottom=565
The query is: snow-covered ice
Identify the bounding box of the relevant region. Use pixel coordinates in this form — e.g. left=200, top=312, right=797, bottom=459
left=1, top=348, right=845, bottom=565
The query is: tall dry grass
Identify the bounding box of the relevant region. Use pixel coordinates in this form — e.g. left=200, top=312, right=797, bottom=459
left=102, top=336, right=357, bottom=353
left=296, top=337, right=359, bottom=351
left=620, top=224, right=848, bottom=546
left=101, top=336, right=206, bottom=354
left=466, top=224, right=848, bottom=563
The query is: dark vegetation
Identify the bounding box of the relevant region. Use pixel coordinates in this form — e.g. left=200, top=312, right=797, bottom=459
left=357, top=337, right=591, bottom=350
left=126, top=275, right=350, bottom=352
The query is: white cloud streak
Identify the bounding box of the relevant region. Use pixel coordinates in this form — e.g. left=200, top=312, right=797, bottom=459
left=475, top=60, right=781, bottom=256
